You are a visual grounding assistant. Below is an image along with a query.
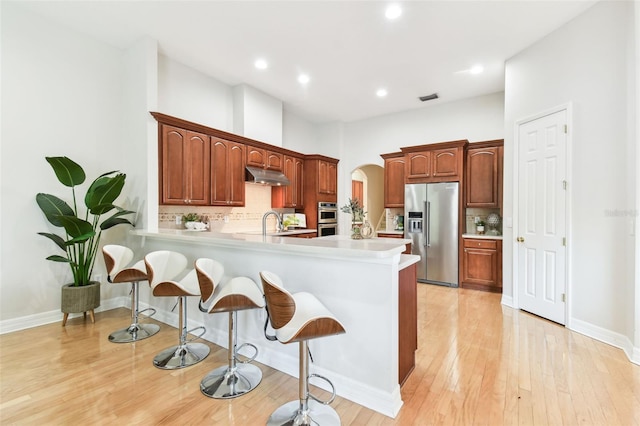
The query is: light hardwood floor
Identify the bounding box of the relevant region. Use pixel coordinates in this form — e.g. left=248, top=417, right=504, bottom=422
left=1, top=284, right=639, bottom=425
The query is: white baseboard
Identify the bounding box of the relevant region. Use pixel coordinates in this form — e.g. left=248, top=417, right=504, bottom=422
left=569, top=317, right=640, bottom=365
left=501, top=294, right=514, bottom=308
left=0, top=296, right=127, bottom=334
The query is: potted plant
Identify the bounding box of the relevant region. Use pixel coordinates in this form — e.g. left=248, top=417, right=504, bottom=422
left=475, top=220, right=486, bottom=235
left=36, top=157, right=136, bottom=324
left=341, top=198, right=366, bottom=239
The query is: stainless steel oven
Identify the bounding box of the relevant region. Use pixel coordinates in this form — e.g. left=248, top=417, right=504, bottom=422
left=318, top=202, right=338, bottom=223
left=317, top=202, right=338, bottom=237
left=317, top=222, right=338, bottom=237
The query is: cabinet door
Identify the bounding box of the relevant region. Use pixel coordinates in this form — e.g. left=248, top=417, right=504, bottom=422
left=273, top=155, right=304, bottom=208
left=161, top=125, right=210, bottom=205
left=432, top=148, right=459, bottom=178
left=246, top=146, right=266, bottom=168
left=384, top=157, right=405, bottom=207
left=466, top=147, right=499, bottom=207
left=318, top=160, right=337, bottom=195
left=265, top=151, right=284, bottom=172
left=227, top=142, right=246, bottom=206
left=462, top=239, right=501, bottom=291
left=211, top=138, right=245, bottom=206
left=405, top=151, right=431, bottom=181
left=293, top=156, right=304, bottom=208
left=246, top=147, right=283, bottom=172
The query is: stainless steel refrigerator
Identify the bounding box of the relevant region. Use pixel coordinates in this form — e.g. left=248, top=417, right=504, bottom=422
left=405, top=182, right=459, bottom=287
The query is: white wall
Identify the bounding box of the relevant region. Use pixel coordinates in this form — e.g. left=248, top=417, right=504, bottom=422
left=504, top=1, right=637, bottom=346
left=1, top=3, right=129, bottom=321
left=158, top=55, right=234, bottom=132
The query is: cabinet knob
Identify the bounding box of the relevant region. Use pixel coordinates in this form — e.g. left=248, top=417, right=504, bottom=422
left=517, top=236, right=525, bottom=242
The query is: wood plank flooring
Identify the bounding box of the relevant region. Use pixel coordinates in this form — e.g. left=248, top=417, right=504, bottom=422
left=1, top=284, right=639, bottom=425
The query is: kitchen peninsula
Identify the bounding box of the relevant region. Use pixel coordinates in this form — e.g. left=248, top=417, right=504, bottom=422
left=132, top=229, right=418, bottom=418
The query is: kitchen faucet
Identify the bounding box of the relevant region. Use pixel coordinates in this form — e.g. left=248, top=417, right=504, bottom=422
left=262, top=210, right=283, bottom=236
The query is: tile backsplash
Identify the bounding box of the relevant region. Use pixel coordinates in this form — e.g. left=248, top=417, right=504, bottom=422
left=465, top=207, right=502, bottom=235
left=159, top=184, right=293, bottom=233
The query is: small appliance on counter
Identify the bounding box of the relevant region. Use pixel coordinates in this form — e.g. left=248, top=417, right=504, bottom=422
left=283, top=213, right=306, bottom=229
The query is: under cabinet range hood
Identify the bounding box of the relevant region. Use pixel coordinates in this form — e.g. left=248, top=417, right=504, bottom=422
left=245, top=166, right=290, bottom=186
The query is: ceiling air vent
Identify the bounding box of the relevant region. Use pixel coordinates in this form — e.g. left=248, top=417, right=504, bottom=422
left=419, top=93, right=439, bottom=102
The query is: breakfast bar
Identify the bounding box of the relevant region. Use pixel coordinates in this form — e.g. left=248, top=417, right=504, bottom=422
left=132, top=229, right=418, bottom=418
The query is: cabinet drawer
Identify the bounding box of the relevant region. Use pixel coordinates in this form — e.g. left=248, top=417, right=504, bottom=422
left=463, top=239, right=497, bottom=250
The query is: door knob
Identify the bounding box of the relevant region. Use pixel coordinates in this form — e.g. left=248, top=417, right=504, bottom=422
left=517, top=237, right=525, bottom=242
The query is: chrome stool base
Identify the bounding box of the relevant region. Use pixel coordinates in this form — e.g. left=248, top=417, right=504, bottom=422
left=200, top=363, right=262, bottom=399
left=108, top=323, right=160, bottom=343
left=153, top=343, right=210, bottom=370
left=267, top=400, right=341, bottom=426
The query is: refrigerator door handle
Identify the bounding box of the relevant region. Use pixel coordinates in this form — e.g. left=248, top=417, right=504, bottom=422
left=425, top=201, right=431, bottom=247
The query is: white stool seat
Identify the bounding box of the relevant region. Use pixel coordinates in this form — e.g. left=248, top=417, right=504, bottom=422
left=196, top=258, right=265, bottom=399
left=275, top=292, right=341, bottom=343
left=144, top=250, right=209, bottom=369
left=260, top=271, right=345, bottom=426
left=102, top=245, right=159, bottom=343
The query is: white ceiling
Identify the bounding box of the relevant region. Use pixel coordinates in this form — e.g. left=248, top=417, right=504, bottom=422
left=15, top=0, right=596, bottom=123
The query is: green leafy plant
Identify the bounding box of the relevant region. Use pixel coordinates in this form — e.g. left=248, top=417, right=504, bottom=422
left=341, top=198, right=365, bottom=223
left=182, top=212, right=200, bottom=223
left=36, top=157, right=136, bottom=286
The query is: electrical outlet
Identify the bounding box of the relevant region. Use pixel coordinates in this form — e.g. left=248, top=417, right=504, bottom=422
left=224, top=215, right=229, bottom=223
left=176, top=215, right=182, bottom=225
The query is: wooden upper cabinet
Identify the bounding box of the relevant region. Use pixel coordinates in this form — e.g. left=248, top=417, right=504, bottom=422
left=432, top=148, right=460, bottom=177
left=405, top=151, right=431, bottom=181
left=381, top=152, right=405, bottom=208
left=160, top=125, right=210, bottom=205
left=272, top=155, right=304, bottom=208
left=318, top=160, right=337, bottom=195
left=465, top=140, right=503, bottom=208
left=246, top=146, right=284, bottom=172
left=402, top=140, right=467, bottom=183
left=211, top=137, right=245, bottom=206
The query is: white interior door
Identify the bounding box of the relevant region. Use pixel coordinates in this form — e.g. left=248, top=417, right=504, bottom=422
left=517, top=109, right=568, bottom=324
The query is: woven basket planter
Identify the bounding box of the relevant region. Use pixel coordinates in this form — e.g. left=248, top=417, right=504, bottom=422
left=61, top=281, right=101, bottom=314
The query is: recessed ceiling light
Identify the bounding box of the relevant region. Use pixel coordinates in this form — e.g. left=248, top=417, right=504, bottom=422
left=385, top=4, right=402, bottom=20
left=254, top=59, right=268, bottom=70
left=297, top=74, right=310, bottom=85
left=376, top=88, right=388, bottom=98
left=469, top=64, right=484, bottom=74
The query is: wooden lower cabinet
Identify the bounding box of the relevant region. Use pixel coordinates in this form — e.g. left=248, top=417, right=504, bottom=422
left=398, top=262, right=417, bottom=385
left=461, top=238, right=502, bottom=293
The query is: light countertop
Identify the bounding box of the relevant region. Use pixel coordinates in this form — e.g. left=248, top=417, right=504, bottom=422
left=133, top=229, right=411, bottom=260
left=462, top=233, right=503, bottom=240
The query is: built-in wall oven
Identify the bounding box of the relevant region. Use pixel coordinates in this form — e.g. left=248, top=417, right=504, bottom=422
left=317, top=202, right=338, bottom=237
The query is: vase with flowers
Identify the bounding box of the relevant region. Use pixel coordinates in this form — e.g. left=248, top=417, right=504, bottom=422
left=341, top=198, right=365, bottom=240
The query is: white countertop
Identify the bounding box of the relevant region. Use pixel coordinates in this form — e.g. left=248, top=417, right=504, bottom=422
left=462, top=233, right=503, bottom=240
left=133, top=229, right=411, bottom=259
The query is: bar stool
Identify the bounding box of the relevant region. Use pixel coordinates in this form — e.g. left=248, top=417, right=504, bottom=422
left=102, top=245, right=159, bottom=343
left=144, top=250, right=210, bottom=369
left=259, top=271, right=346, bottom=426
left=195, top=258, right=265, bottom=399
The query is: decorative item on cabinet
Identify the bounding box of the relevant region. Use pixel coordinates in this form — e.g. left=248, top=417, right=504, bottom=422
left=401, top=140, right=468, bottom=183
left=381, top=152, right=405, bottom=208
